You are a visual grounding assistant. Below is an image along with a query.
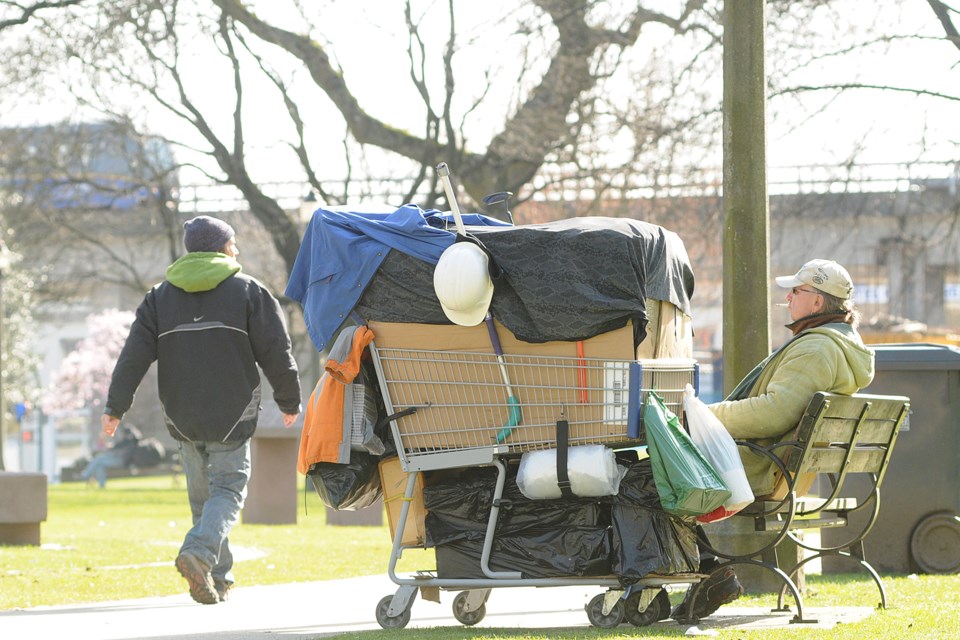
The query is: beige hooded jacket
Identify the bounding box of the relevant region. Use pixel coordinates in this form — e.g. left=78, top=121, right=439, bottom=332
left=708, top=323, right=875, bottom=496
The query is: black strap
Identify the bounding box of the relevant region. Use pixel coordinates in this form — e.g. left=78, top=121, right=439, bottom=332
left=375, top=407, right=418, bottom=431
left=454, top=233, right=503, bottom=280
left=555, top=418, right=574, bottom=499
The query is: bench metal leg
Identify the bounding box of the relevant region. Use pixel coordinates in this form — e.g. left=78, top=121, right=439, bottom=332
left=782, top=547, right=888, bottom=612
left=842, top=550, right=888, bottom=610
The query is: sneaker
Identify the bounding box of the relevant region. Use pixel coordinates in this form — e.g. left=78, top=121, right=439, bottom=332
left=214, top=579, right=233, bottom=602
left=175, top=552, right=219, bottom=605
left=671, top=565, right=744, bottom=623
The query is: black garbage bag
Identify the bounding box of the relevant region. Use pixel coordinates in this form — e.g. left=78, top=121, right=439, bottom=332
left=307, top=450, right=382, bottom=510
left=422, top=466, right=496, bottom=520
left=615, top=457, right=662, bottom=508
left=425, top=461, right=611, bottom=577
left=424, top=512, right=487, bottom=546
left=425, top=495, right=606, bottom=544
left=611, top=458, right=700, bottom=583
left=435, top=526, right=613, bottom=579
left=423, top=464, right=606, bottom=546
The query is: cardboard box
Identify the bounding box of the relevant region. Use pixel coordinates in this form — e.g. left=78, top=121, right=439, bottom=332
left=636, top=299, right=693, bottom=360
left=378, top=457, right=427, bottom=547
left=368, top=320, right=641, bottom=452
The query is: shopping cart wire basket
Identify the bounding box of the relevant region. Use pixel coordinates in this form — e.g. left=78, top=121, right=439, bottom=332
left=370, top=344, right=697, bottom=472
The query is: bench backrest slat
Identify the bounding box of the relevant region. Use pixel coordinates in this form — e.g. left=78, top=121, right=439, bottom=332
left=800, top=417, right=899, bottom=446
left=788, top=392, right=910, bottom=479
left=802, top=446, right=888, bottom=474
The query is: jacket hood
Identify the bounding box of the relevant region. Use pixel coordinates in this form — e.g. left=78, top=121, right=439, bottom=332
left=806, top=323, right=875, bottom=388
left=165, top=252, right=242, bottom=293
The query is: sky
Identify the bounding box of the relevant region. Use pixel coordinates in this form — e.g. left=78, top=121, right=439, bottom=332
left=767, top=3, right=958, bottom=170
left=2, top=1, right=958, bottom=190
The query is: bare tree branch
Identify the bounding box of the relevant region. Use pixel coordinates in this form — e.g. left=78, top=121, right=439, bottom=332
left=926, top=0, right=960, bottom=52
left=211, top=0, right=440, bottom=160
left=774, top=82, right=960, bottom=102
left=209, top=0, right=705, bottom=203
left=0, top=0, right=83, bottom=30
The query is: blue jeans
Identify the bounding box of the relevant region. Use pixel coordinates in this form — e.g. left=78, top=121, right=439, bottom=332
left=80, top=450, right=127, bottom=488
left=178, top=438, right=251, bottom=585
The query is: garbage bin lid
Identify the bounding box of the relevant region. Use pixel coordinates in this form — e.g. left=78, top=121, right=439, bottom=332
left=873, top=343, right=960, bottom=371
left=910, top=512, right=960, bottom=574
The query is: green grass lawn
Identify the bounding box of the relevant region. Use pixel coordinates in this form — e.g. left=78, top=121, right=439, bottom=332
left=0, top=474, right=430, bottom=610
left=1, top=475, right=958, bottom=640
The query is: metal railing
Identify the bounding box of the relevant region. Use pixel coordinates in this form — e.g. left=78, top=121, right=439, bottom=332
left=529, top=160, right=960, bottom=201
left=172, top=160, right=960, bottom=214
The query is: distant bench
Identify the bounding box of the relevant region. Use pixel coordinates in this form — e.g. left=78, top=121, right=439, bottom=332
left=60, top=452, right=183, bottom=485
left=697, top=391, right=910, bottom=624
left=0, top=471, right=48, bottom=545
left=104, top=460, right=183, bottom=484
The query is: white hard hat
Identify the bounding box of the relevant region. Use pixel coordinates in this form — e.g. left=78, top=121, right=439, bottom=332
left=433, top=242, right=494, bottom=327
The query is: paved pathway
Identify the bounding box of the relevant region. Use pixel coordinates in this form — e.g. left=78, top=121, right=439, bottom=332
left=2, top=572, right=875, bottom=639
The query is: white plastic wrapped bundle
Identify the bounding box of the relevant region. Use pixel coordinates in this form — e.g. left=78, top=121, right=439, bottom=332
left=516, top=444, right=624, bottom=500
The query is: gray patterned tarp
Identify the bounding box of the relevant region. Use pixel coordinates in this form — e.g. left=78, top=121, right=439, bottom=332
left=355, top=217, right=694, bottom=345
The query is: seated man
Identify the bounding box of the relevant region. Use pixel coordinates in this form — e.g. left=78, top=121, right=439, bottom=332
left=80, top=424, right=142, bottom=488
left=672, top=259, right=876, bottom=622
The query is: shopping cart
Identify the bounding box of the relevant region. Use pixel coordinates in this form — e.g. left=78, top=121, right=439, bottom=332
left=369, top=342, right=703, bottom=629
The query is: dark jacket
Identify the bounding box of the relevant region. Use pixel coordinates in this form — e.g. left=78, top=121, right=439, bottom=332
left=105, top=252, right=301, bottom=443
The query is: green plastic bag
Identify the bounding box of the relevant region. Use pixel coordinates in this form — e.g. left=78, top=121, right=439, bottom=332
left=643, top=391, right=731, bottom=517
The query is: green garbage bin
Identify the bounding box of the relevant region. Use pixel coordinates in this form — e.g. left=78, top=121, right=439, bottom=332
left=821, top=343, right=960, bottom=575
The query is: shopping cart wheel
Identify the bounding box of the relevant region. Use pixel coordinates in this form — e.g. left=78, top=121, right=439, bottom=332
left=376, top=595, right=412, bottom=629
left=452, top=591, right=487, bottom=626
left=624, top=588, right=670, bottom=627
left=585, top=593, right=624, bottom=628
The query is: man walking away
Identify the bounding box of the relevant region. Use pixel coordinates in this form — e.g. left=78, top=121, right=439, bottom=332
left=100, top=216, right=301, bottom=604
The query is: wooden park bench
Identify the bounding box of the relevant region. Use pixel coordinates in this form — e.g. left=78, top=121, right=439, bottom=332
left=695, top=391, right=911, bottom=624
left=105, top=454, right=183, bottom=484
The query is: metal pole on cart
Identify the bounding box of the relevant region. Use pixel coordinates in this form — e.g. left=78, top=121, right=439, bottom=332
left=436, top=162, right=468, bottom=236
left=436, top=163, right=521, bottom=441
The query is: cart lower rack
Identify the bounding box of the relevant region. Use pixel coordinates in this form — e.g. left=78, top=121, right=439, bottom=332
left=369, top=343, right=703, bottom=629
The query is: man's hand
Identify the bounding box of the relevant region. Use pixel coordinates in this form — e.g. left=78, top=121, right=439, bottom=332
left=282, top=412, right=299, bottom=428
left=101, top=414, right=120, bottom=437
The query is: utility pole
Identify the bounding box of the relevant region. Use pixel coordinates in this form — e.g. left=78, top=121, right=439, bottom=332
left=722, top=0, right=771, bottom=393
left=720, top=0, right=808, bottom=594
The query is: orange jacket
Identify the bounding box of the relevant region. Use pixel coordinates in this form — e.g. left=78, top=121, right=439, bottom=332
left=297, top=326, right=375, bottom=474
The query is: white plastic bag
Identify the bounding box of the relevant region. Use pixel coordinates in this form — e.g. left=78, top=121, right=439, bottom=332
left=516, top=444, right=624, bottom=499
left=682, top=384, right=754, bottom=522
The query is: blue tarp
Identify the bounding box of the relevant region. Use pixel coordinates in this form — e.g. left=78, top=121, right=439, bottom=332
left=285, top=203, right=509, bottom=352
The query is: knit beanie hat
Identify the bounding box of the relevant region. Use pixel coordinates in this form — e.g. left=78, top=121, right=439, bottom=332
left=183, top=216, right=235, bottom=253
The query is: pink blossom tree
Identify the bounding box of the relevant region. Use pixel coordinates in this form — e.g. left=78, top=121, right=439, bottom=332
left=43, top=309, right=134, bottom=416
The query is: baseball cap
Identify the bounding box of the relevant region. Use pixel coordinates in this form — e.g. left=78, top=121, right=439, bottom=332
left=433, top=242, right=494, bottom=326
left=775, top=259, right=854, bottom=300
